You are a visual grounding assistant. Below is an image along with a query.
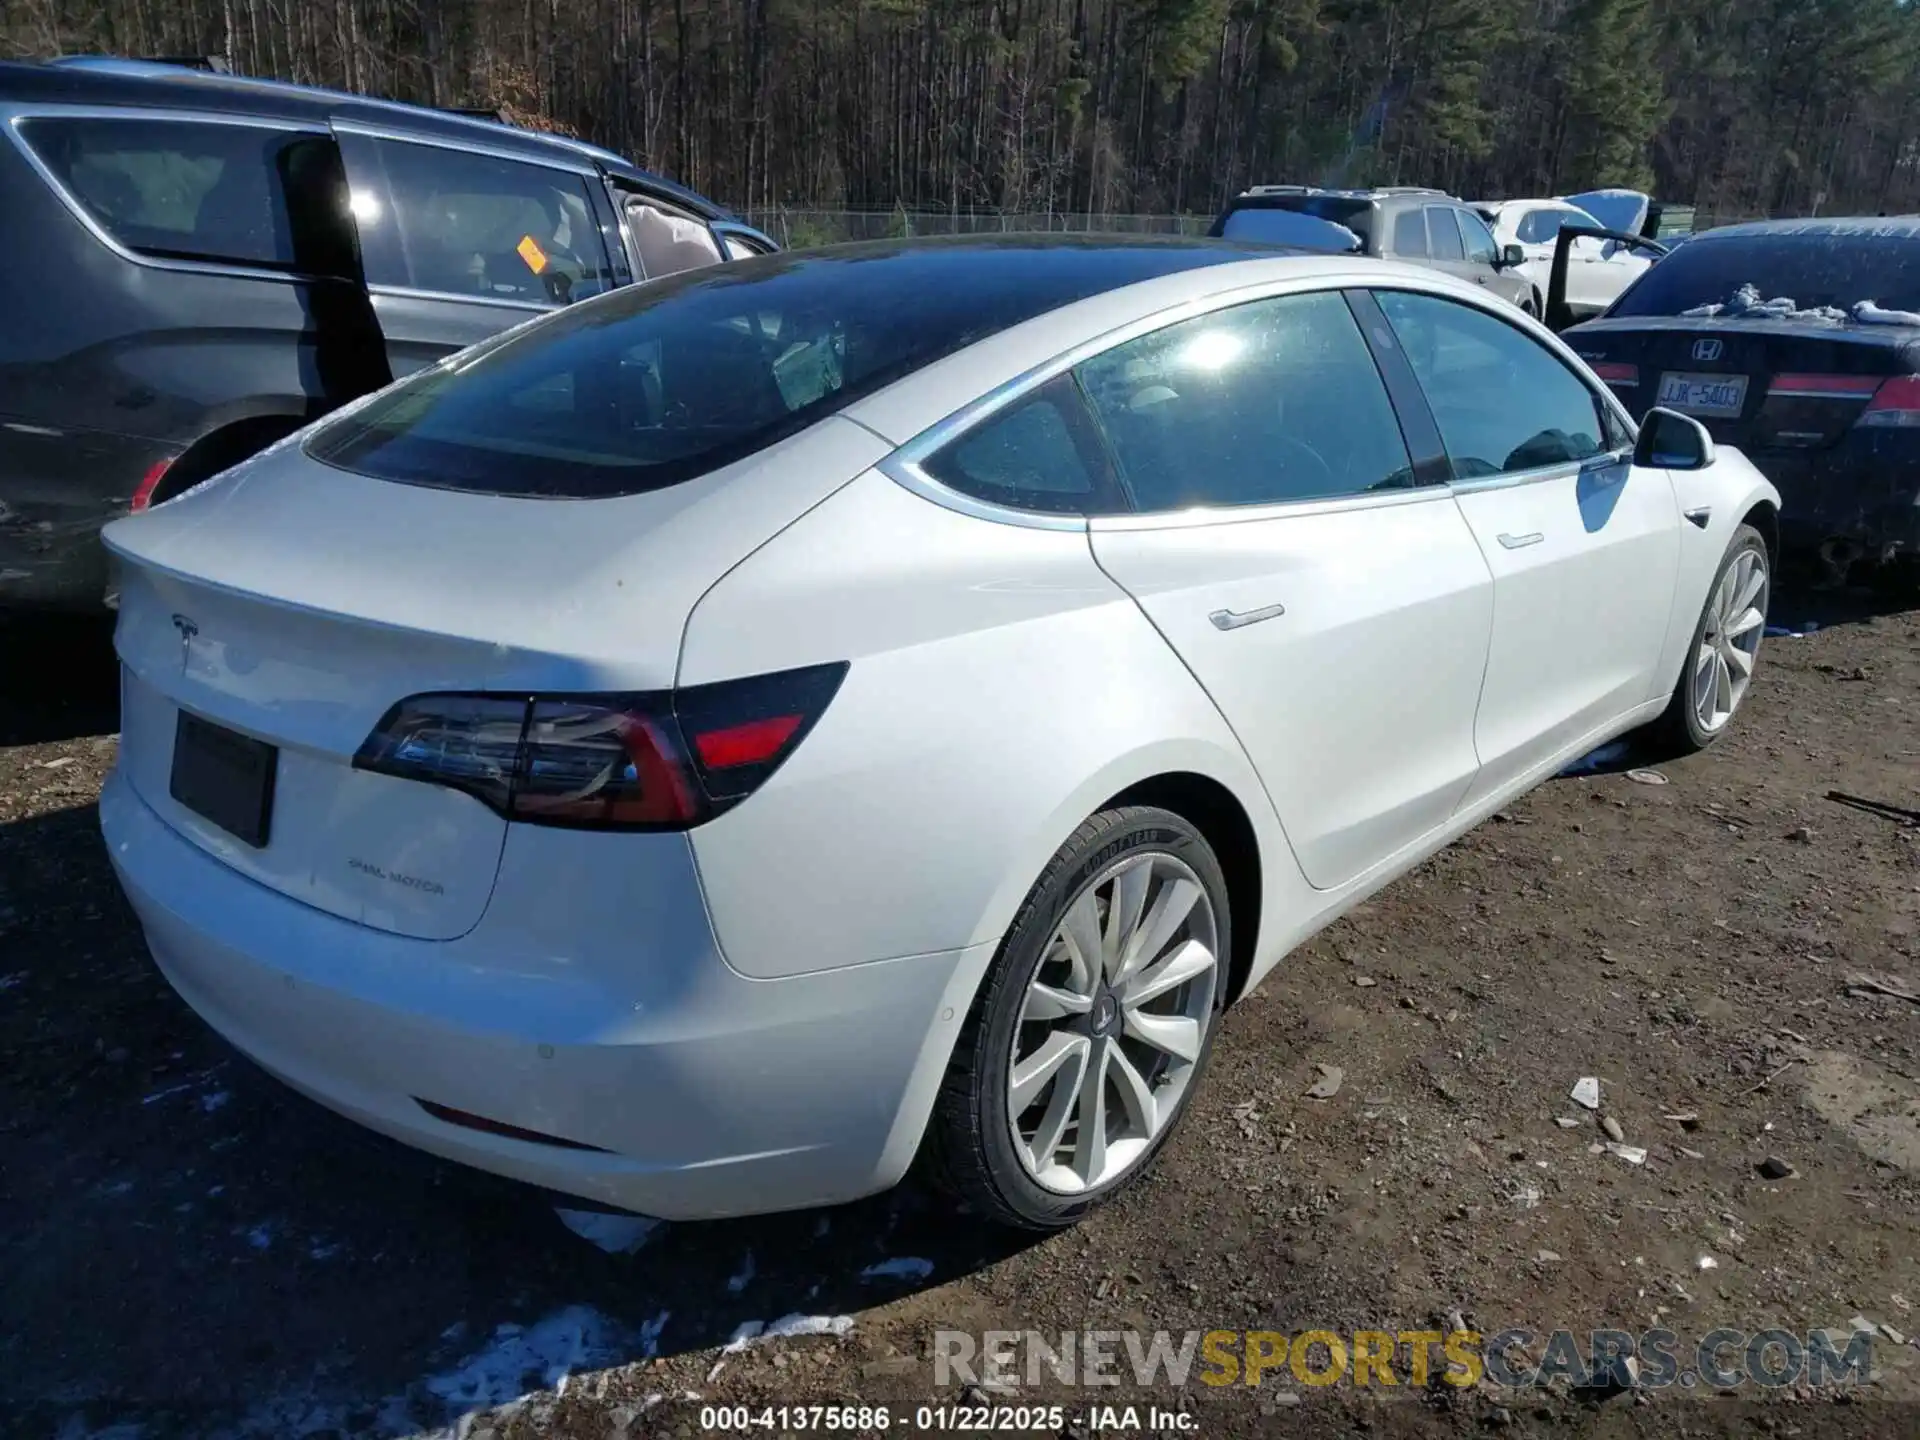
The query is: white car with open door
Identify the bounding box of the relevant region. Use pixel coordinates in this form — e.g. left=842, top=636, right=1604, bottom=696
left=1479, top=196, right=1656, bottom=321
left=100, top=237, right=1779, bottom=1231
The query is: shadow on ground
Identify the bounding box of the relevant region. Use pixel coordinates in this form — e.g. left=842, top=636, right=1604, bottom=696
left=0, top=802, right=1032, bottom=1438
left=0, top=613, right=120, bottom=746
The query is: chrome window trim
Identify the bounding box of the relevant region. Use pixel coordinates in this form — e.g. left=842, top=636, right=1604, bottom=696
left=1446, top=449, right=1631, bottom=497
left=329, top=121, right=600, bottom=178
left=2, top=103, right=333, bottom=285
left=367, top=282, right=551, bottom=315
left=875, top=268, right=1647, bottom=532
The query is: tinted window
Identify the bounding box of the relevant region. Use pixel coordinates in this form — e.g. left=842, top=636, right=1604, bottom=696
left=358, top=140, right=615, bottom=304
left=1375, top=290, right=1606, bottom=477
left=1391, top=209, right=1428, bottom=258
left=308, top=241, right=1236, bottom=498
left=1608, top=226, right=1920, bottom=316
left=1219, top=208, right=1364, bottom=253
left=1518, top=208, right=1586, bottom=245
left=21, top=117, right=343, bottom=271
left=922, top=378, right=1105, bottom=514
left=1457, top=209, right=1499, bottom=264
left=1427, top=208, right=1466, bottom=261
left=1076, top=290, right=1416, bottom=510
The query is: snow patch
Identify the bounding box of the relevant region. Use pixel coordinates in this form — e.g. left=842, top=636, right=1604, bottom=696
left=424, top=1306, right=630, bottom=1411
left=766, top=1313, right=855, bottom=1340
left=861, top=1256, right=934, bottom=1283
left=726, top=1250, right=756, bottom=1294
left=1680, top=284, right=1846, bottom=322
left=1853, top=300, right=1920, bottom=327
left=554, top=1207, right=664, bottom=1254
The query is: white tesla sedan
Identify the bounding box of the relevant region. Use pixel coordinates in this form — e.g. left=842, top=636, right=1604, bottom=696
left=100, top=238, right=1779, bottom=1231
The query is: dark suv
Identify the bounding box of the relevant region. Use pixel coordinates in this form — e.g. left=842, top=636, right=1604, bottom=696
left=1210, top=186, right=1534, bottom=313
left=0, top=57, right=774, bottom=609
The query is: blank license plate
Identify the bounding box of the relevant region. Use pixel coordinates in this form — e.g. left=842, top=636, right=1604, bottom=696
left=170, top=711, right=277, bottom=848
left=1657, top=371, right=1748, bottom=417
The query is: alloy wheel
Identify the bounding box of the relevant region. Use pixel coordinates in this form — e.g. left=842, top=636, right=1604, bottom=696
left=1006, top=852, right=1219, bottom=1194
left=1693, top=544, right=1768, bottom=733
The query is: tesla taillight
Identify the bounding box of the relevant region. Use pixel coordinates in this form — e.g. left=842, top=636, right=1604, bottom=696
left=354, top=662, right=848, bottom=830
left=1857, top=375, right=1920, bottom=428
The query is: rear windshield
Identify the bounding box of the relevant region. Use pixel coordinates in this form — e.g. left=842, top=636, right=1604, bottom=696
left=307, top=240, right=1243, bottom=497
left=1610, top=228, right=1920, bottom=317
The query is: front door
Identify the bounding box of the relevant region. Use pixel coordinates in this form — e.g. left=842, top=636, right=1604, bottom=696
left=1370, top=288, right=1682, bottom=807
left=1075, top=288, right=1496, bottom=890
left=334, top=127, right=620, bottom=376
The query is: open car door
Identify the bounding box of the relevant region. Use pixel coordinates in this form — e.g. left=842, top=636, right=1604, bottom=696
left=1545, top=224, right=1669, bottom=332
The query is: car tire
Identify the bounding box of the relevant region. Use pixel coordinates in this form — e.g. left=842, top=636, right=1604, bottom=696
left=1644, top=523, right=1770, bottom=755
left=926, top=805, right=1231, bottom=1230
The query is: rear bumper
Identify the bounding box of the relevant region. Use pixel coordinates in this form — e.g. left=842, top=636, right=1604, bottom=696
left=1751, top=449, right=1920, bottom=556
left=0, top=423, right=171, bottom=610
left=101, top=770, right=994, bottom=1220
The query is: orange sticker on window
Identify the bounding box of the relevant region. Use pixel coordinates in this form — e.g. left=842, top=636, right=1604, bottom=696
left=516, top=234, right=549, bottom=274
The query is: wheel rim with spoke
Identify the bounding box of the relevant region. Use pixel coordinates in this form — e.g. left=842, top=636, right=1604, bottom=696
left=1007, top=851, right=1219, bottom=1195
left=1693, top=545, right=1768, bottom=734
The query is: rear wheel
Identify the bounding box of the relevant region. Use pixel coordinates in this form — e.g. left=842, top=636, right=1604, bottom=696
left=1645, top=524, right=1769, bottom=754
left=927, top=807, right=1229, bottom=1230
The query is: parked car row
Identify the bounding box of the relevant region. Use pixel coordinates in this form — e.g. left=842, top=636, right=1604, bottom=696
left=0, top=62, right=1903, bottom=1233
left=0, top=56, right=774, bottom=611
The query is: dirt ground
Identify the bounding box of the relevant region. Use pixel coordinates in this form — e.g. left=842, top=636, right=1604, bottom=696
left=2, top=584, right=1917, bottom=1440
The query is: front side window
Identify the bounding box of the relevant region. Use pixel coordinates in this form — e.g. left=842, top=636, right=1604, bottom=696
left=359, top=139, right=615, bottom=305
left=1426, top=207, right=1466, bottom=261
left=1374, top=289, right=1608, bottom=478
left=20, top=116, right=343, bottom=271
left=1390, top=208, right=1428, bottom=258
left=1074, top=290, right=1417, bottom=511
left=1457, top=209, right=1499, bottom=265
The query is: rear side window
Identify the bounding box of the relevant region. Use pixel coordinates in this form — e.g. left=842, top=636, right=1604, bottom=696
left=921, top=377, right=1110, bottom=514
left=1427, top=207, right=1466, bottom=261
left=1075, top=290, right=1417, bottom=510
left=1374, top=289, right=1607, bottom=477
left=354, top=138, right=616, bottom=305
left=1391, top=209, right=1428, bottom=258
left=19, top=117, right=342, bottom=271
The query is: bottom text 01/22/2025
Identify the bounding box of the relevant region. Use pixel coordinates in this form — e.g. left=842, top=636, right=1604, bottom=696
left=697, top=1403, right=1197, bottom=1431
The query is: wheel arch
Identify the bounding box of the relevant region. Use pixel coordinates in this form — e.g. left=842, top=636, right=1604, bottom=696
left=148, top=404, right=319, bottom=507
left=1101, top=771, right=1265, bottom=1007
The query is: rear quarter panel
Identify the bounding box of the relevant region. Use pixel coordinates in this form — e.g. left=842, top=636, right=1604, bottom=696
left=677, top=470, right=1304, bottom=981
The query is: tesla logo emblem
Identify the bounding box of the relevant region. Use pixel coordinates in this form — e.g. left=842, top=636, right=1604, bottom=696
left=1692, top=338, right=1724, bottom=362
left=171, top=613, right=198, bottom=670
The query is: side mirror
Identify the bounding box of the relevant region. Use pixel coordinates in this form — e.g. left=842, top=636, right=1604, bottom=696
left=1501, top=242, right=1525, bottom=268
left=1634, top=407, right=1716, bottom=471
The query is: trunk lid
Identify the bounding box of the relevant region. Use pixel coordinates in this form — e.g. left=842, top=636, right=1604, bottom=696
left=103, top=417, right=887, bottom=940
left=1566, top=316, right=1919, bottom=451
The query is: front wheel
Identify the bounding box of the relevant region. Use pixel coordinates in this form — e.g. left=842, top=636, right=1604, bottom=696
left=1645, top=523, right=1769, bottom=754
left=926, top=806, right=1230, bottom=1230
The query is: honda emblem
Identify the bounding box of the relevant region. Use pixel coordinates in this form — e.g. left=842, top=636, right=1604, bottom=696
left=1692, top=338, right=1724, bottom=362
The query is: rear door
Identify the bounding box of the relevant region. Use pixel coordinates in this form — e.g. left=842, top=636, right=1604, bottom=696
left=334, top=127, right=620, bottom=376
left=1423, top=204, right=1486, bottom=292
left=1370, top=288, right=1680, bottom=804
left=1078, top=286, right=1495, bottom=890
